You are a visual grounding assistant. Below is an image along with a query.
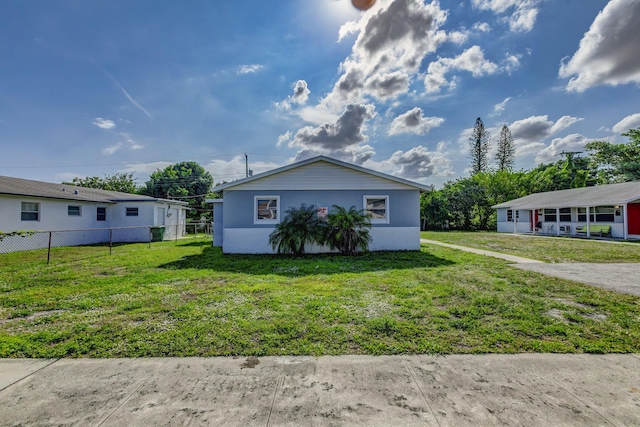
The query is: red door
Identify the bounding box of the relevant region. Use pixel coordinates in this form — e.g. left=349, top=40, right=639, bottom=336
left=628, top=203, right=640, bottom=235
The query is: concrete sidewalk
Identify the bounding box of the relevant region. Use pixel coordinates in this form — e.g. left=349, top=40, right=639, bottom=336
left=421, top=239, right=543, bottom=264
left=1, top=355, right=639, bottom=426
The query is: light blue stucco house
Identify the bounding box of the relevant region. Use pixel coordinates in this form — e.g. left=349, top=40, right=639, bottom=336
left=207, top=156, right=432, bottom=254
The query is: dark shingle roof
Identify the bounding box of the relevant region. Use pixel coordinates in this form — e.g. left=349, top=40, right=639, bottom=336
left=493, top=181, right=640, bottom=210
left=0, top=175, right=188, bottom=205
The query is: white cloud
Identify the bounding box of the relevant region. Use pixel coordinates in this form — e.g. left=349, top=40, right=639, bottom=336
left=276, top=80, right=311, bottom=111
left=612, top=113, right=640, bottom=134
left=324, top=0, right=452, bottom=109
left=471, top=0, right=539, bottom=33
left=472, top=22, right=491, bottom=32
left=423, top=46, right=499, bottom=93
left=276, top=131, right=292, bottom=148
left=102, top=143, right=122, bottom=155
left=101, top=132, right=144, bottom=155
left=205, top=155, right=282, bottom=183
left=559, top=0, right=640, bottom=92
left=490, top=97, right=511, bottom=117
left=93, top=117, right=116, bottom=130
left=367, top=142, right=454, bottom=180
left=237, top=64, right=264, bottom=75
left=290, top=104, right=375, bottom=157
left=510, top=115, right=583, bottom=144
left=535, top=134, right=592, bottom=164
left=388, top=107, right=444, bottom=135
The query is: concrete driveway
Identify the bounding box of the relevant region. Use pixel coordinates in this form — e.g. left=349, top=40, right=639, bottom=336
left=421, top=239, right=640, bottom=297
left=513, top=263, right=640, bottom=297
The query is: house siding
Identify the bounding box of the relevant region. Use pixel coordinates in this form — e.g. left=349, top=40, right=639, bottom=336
left=227, top=162, right=416, bottom=192
left=222, top=189, right=419, bottom=229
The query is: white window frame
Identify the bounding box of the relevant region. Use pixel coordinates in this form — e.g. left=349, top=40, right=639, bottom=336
left=364, top=195, right=389, bottom=224
left=126, top=207, right=139, bottom=217
left=507, top=209, right=519, bottom=222
left=254, top=196, right=280, bottom=224
left=21, top=202, right=40, bottom=221
left=68, top=205, right=82, bottom=217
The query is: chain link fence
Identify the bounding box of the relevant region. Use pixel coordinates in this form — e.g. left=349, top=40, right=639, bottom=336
left=0, top=224, right=212, bottom=266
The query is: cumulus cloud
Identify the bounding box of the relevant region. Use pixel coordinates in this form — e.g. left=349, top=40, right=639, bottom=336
left=424, top=46, right=506, bottom=93
left=471, top=0, right=539, bottom=32
left=559, top=0, right=640, bottom=92
left=205, top=155, right=282, bottom=183
left=325, top=0, right=452, bottom=108
left=510, top=115, right=583, bottom=144
left=370, top=142, right=454, bottom=180
left=237, top=64, right=264, bottom=75
left=366, top=72, right=411, bottom=100
left=612, top=113, right=640, bottom=134
left=276, top=131, right=292, bottom=148
left=290, top=104, right=375, bottom=154
left=93, top=117, right=116, bottom=130
left=276, top=80, right=311, bottom=110
left=535, top=134, right=593, bottom=164
left=388, top=107, right=444, bottom=135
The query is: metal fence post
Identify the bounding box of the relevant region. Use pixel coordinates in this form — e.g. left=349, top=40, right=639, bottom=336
left=47, top=231, right=52, bottom=265
left=109, top=228, right=113, bottom=255
left=148, top=226, right=152, bottom=248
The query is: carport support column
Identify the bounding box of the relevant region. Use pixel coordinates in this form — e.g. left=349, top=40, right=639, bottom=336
left=513, top=209, right=517, bottom=234
left=556, top=208, right=560, bottom=236
left=586, top=206, right=591, bottom=238
left=623, top=204, right=628, bottom=240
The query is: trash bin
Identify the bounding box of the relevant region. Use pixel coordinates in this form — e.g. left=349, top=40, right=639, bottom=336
left=150, top=226, right=166, bottom=242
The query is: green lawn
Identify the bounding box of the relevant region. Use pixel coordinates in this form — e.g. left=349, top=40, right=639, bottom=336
left=422, top=231, right=640, bottom=263
left=1, top=238, right=639, bottom=357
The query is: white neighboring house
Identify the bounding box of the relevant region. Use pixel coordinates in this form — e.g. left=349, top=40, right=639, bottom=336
left=493, top=181, right=640, bottom=240
left=0, top=175, right=189, bottom=250
left=206, top=156, right=433, bottom=254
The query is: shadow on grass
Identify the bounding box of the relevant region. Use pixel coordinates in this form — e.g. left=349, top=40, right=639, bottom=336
left=159, top=246, right=454, bottom=276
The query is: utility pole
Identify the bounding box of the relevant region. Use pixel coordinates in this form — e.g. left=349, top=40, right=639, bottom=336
left=245, top=153, right=249, bottom=178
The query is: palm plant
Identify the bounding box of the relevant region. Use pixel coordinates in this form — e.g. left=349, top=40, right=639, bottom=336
left=326, top=205, right=372, bottom=256
left=268, top=204, right=326, bottom=256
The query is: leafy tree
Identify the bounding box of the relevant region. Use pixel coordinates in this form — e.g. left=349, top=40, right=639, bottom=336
left=586, top=128, right=640, bottom=183
left=468, top=117, right=491, bottom=175
left=142, top=161, right=213, bottom=220
left=326, top=205, right=372, bottom=256
left=420, top=191, right=450, bottom=230
left=63, top=173, right=139, bottom=194
left=268, top=204, right=326, bottom=256
left=495, top=125, right=515, bottom=171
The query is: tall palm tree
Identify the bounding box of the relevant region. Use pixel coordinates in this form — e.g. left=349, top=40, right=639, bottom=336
left=326, top=205, right=372, bottom=256
left=268, top=204, right=326, bottom=256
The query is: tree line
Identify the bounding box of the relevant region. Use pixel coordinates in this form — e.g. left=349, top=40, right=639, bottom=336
left=422, top=120, right=640, bottom=231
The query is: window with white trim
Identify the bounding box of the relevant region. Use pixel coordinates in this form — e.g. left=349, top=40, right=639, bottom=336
left=68, top=205, right=81, bottom=216
left=364, top=196, right=389, bottom=224
left=21, top=202, right=40, bottom=221
left=254, top=196, right=279, bottom=224
left=126, top=207, right=139, bottom=217
left=507, top=209, right=519, bottom=222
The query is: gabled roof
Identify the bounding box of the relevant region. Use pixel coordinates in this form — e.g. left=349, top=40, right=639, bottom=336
left=213, top=156, right=433, bottom=193
left=0, top=175, right=188, bottom=205
left=493, top=181, right=640, bottom=210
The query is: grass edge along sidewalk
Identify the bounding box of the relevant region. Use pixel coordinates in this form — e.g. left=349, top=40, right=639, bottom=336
left=421, top=230, right=640, bottom=263
left=1, top=238, right=639, bottom=357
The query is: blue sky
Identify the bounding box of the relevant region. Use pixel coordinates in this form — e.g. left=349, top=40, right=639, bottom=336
left=1, top=0, right=639, bottom=189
